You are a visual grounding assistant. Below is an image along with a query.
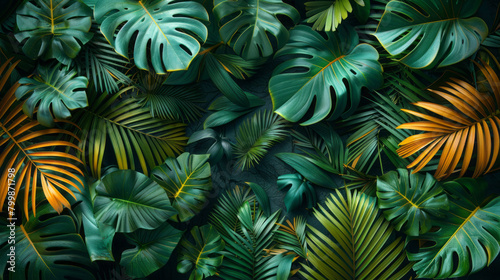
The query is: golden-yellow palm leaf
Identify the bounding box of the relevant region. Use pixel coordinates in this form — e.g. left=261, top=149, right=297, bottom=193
left=397, top=60, right=500, bottom=179
left=0, top=58, right=84, bottom=217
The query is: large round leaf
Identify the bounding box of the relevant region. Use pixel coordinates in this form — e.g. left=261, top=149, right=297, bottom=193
left=151, top=152, right=212, bottom=222
left=94, top=170, right=177, bottom=233
left=15, top=64, right=88, bottom=127
left=376, top=169, right=449, bottom=236
left=374, top=0, right=488, bottom=69
left=213, top=0, right=300, bottom=60
left=15, top=0, right=93, bottom=65
left=177, top=225, right=224, bottom=280
left=408, top=178, right=500, bottom=278
left=0, top=204, right=94, bottom=280
left=94, top=0, right=209, bottom=73
left=121, top=223, right=184, bottom=278
left=269, top=25, right=383, bottom=125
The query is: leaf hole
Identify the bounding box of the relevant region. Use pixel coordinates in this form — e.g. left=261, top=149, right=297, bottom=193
left=392, top=11, right=414, bottom=22
left=404, top=1, right=430, bottom=17
left=180, top=44, right=192, bottom=56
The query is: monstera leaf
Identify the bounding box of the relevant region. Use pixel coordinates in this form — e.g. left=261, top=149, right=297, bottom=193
left=94, top=170, right=177, bottom=233
left=408, top=178, right=500, bottom=278
left=121, top=223, right=184, bottom=278
left=15, top=0, right=93, bottom=65
left=151, top=153, right=212, bottom=222
left=177, top=225, right=224, bottom=280
left=270, top=25, right=383, bottom=125
left=15, top=64, right=88, bottom=127
left=213, top=0, right=300, bottom=60
left=374, top=0, right=488, bottom=68
left=376, top=169, right=449, bottom=236
left=277, top=173, right=316, bottom=212
left=0, top=203, right=94, bottom=280
left=94, top=0, right=209, bottom=73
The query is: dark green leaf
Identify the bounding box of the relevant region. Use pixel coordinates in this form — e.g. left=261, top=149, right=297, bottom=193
left=95, top=0, right=209, bottom=73
left=270, top=25, right=383, bottom=125
left=277, top=173, right=316, bottom=211
left=177, top=225, right=224, bottom=280
left=16, top=64, right=88, bottom=127
left=376, top=169, right=449, bottom=236
left=408, top=178, right=500, bottom=278
left=15, top=0, right=93, bottom=64
left=374, top=0, right=488, bottom=68
left=121, top=223, right=184, bottom=278
left=151, top=153, right=212, bottom=222
left=213, top=0, right=300, bottom=59
left=94, top=170, right=177, bottom=233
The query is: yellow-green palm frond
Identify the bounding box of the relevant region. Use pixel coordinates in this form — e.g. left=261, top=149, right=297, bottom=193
left=301, top=189, right=413, bottom=280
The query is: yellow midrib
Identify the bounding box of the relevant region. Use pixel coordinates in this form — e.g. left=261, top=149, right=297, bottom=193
left=173, top=169, right=195, bottom=198
left=50, top=0, right=55, bottom=34
left=427, top=206, right=480, bottom=266
left=195, top=243, right=207, bottom=266
left=395, top=190, right=419, bottom=208
left=139, top=1, right=169, bottom=44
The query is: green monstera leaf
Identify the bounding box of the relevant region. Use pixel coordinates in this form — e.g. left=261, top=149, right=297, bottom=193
left=177, top=225, right=225, bottom=280
left=94, top=170, right=177, bottom=233
left=374, top=0, right=488, bottom=68
left=408, top=178, right=500, bottom=278
left=94, top=0, right=209, bottom=73
left=151, top=153, right=212, bottom=222
left=270, top=25, right=383, bottom=125
left=213, top=0, right=300, bottom=60
left=277, top=173, right=316, bottom=212
left=15, top=0, right=93, bottom=65
left=0, top=203, right=94, bottom=280
left=15, top=64, right=88, bottom=127
left=376, top=169, right=449, bottom=236
left=121, top=223, right=184, bottom=278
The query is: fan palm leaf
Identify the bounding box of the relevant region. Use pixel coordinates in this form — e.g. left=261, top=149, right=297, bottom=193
left=0, top=58, right=84, bottom=216
left=397, top=60, right=500, bottom=179
left=76, top=86, right=187, bottom=177
left=302, top=189, right=413, bottom=280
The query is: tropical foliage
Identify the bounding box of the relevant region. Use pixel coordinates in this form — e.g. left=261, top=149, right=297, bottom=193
left=2, top=0, right=500, bottom=279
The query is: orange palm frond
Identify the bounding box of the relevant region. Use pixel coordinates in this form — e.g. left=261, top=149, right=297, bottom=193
left=396, top=60, right=500, bottom=180
left=0, top=58, right=84, bottom=217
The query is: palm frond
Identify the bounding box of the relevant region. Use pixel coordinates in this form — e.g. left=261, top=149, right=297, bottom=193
left=275, top=217, right=308, bottom=259
left=0, top=58, right=84, bottom=216
left=397, top=60, right=500, bottom=179
left=305, top=0, right=366, bottom=32
left=209, top=186, right=255, bottom=239
left=77, top=24, right=131, bottom=94
left=217, top=202, right=284, bottom=280
left=76, top=86, right=187, bottom=178
left=137, top=84, right=204, bottom=123
left=302, top=189, right=413, bottom=280
left=233, top=110, right=289, bottom=170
